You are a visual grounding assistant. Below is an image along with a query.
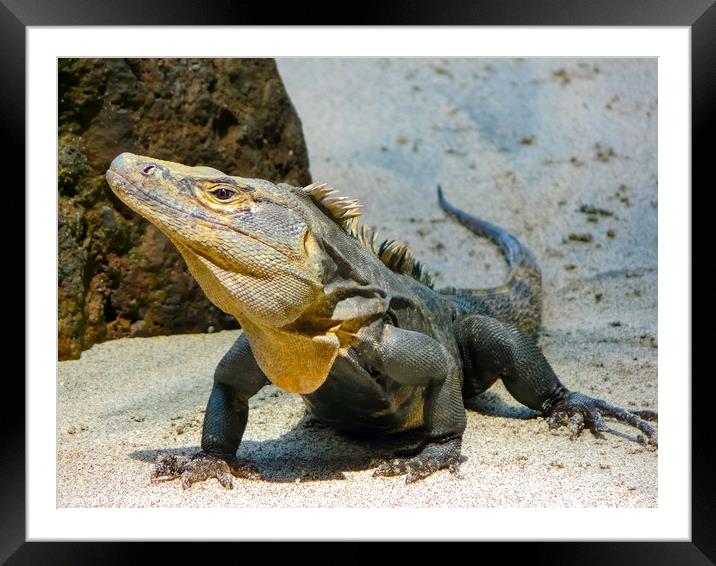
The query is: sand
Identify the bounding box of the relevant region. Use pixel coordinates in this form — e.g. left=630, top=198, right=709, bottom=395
left=58, top=58, right=657, bottom=508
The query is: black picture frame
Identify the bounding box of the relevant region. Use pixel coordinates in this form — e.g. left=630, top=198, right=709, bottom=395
left=4, top=1, right=709, bottom=563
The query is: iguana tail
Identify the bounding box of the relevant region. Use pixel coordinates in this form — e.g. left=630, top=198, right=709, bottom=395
left=437, top=186, right=542, bottom=338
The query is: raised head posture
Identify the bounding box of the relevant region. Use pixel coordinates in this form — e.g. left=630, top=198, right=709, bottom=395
left=106, top=153, right=656, bottom=488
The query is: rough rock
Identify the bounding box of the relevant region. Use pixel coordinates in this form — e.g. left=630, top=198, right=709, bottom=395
left=58, top=58, right=311, bottom=360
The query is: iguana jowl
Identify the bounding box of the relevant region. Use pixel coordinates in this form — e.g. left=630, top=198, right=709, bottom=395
left=106, top=152, right=657, bottom=487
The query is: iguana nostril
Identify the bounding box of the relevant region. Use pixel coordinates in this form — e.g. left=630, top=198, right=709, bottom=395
left=141, top=164, right=157, bottom=176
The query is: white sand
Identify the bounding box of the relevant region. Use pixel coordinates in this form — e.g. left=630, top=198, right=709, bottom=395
left=58, top=58, right=657, bottom=507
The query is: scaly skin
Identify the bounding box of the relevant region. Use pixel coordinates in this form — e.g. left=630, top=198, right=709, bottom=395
left=106, top=152, right=657, bottom=488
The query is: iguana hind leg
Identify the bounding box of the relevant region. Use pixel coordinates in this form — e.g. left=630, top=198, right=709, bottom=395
left=151, top=334, right=268, bottom=489
left=457, top=314, right=657, bottom=446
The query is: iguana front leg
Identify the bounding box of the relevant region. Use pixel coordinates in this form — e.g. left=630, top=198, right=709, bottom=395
left=457, top=315, right=657, bottom=445
left=151, top=334, right=268, bottom=489
left=369, top=325, right=467, bottom=483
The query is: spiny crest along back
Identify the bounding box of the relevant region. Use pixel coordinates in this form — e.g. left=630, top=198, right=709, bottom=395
left=305, top=182, right=434, bottom=288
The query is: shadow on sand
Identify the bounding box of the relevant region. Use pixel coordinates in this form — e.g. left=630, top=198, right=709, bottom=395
left=128, top=392, right=561, bottom=484
left=130, top=414, right=430, bottom=483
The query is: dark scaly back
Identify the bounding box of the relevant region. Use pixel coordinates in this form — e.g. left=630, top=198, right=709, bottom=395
left=436, top=186, right=543, bottom=339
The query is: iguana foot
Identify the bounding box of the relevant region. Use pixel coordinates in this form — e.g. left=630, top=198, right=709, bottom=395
left=151, top=452, right=261, bottom=489
left=373, top=438, right=462, bottom=483
left=548, top=391, right=657, bottom=447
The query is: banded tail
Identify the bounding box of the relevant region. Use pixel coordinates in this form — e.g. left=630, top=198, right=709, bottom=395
left=437, top=186, right=543, bottom=338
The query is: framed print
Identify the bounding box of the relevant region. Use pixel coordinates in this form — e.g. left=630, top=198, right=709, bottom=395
left=5, top=0, right=710, bottom=563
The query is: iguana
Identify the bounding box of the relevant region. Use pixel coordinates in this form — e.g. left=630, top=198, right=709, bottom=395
left=106, top=152, right=657, bottom=488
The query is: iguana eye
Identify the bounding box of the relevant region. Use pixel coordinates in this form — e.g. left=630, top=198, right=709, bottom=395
left=210, top=187, right=237, bottom=200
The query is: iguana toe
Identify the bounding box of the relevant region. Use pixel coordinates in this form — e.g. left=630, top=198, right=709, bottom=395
left=548, top=391, right=657, bottom=447
left=151, top=452, right=261, bottom=489
left=373, top=438, right=462, bottom=483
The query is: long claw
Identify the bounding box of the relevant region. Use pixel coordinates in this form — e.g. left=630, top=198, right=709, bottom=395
left=595, top=400, right=657, bottom=441
left=547, top=391, right=657, bottom=446
left=568, top=412, right=585, bottom=439
left=151, top=453, right=189, bottom=483
left=632, top=409, right=658, bottom=422
left=373, top=458, right=408, bottom=478
left=591, top=410, right=607, bottom=432
left=548, top=410, right=567, bottom=430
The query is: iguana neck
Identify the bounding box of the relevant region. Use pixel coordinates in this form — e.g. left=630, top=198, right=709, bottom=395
left=179, top=227, right=389, bottom=394
left=238, top=238, right=393, bottom=394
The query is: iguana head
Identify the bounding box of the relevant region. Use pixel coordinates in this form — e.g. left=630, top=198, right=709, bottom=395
left=106, top=152, right=368, bottom=393
left=106, top=152, right=336, bottom=327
